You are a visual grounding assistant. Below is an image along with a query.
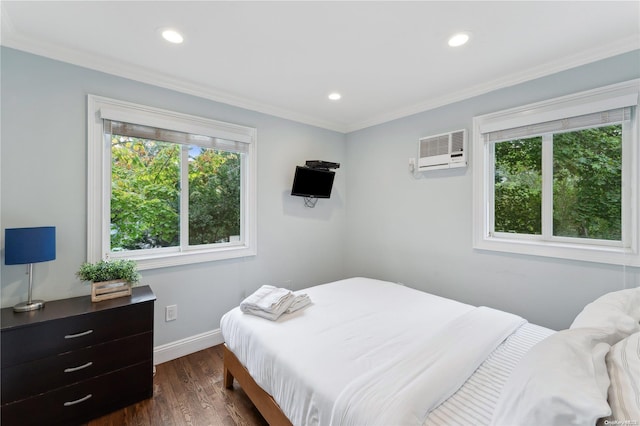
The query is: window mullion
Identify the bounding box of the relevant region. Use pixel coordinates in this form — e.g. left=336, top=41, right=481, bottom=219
left=180, top=146, right=189, bottom=250
left=487, top=141, right=496, bottom=237
left=103, top=129, right=113, bottom=259
left=541, top=134, right=554, bottom=240
left=622, top=118, right=635, bottom=251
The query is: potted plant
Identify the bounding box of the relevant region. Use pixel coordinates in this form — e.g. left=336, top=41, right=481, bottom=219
left=76, top=259, right=141, bottom=302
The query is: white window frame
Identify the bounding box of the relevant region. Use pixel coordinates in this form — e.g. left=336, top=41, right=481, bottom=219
left=87, top=95, right=257, bottom=270
left=472, top=80, right=640, bottom=266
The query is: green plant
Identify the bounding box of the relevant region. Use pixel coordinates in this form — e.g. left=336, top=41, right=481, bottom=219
left=76, top=259, right=141, bottom=284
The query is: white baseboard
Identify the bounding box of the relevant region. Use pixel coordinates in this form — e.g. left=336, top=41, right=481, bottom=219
left=153, top=328, right=224, bottom=365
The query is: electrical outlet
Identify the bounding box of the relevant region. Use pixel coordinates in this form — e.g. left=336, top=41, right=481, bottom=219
left=165, top=305, right=177, bottom=322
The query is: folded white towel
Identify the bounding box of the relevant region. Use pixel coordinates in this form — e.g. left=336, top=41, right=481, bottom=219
left=240, top=285, right=295, bottom=321
left=286, top=293, right=312, bottom=314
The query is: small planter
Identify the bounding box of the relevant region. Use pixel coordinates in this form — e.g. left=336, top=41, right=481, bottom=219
left=77, top=259, right=140, bottom=303
left=91, top=280, right=132, bottom=302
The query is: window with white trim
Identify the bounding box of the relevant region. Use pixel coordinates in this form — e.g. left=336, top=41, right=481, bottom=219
left=472, top=80, right=640, bottom=266
left=87, top=95, right=257, bottom=270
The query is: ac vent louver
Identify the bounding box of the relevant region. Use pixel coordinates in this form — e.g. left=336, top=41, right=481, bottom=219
left=451, top=130, right=464, bottom=153
left=417, top=129, right=467, bottom=171
left=420, top=135, right=449, bottom=158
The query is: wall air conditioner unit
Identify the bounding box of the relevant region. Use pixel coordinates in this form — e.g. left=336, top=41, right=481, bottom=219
left=417, top=129, right=467, bottom=171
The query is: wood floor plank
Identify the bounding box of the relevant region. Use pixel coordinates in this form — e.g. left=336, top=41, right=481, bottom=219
left=86, top=345, right=268, bottom=426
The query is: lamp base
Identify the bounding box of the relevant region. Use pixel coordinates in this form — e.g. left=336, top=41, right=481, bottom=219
left=13, top=300, right=45, bottom=312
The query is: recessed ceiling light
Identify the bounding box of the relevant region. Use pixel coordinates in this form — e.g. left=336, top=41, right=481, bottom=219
left=328, top=93, right=342, bottom=101
left=448, top=32, right=470, bottom=47
left=162, top=29, right=184, bottom=44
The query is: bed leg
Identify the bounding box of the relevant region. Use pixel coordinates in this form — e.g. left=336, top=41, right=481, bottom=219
left=222, top=344, right=293, bottom=426
left=224, top=365, right=234, bottom=389
left=223, top=346, right=234, bottom=389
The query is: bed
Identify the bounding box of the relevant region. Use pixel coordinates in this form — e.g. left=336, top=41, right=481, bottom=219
left=221, top=277, right=640, bottom=426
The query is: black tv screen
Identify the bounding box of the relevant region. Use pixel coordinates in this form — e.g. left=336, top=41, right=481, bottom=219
left=291, top=166, right=335, bottom=198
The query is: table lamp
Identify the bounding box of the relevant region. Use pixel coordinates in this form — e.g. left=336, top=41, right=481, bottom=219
left=5, top=226, right=56, bottom=312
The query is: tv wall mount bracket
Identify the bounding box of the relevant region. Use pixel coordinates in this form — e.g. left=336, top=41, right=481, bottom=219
left=303, top=160, right=339, bottom=208
left=305, top=160, right=340, bottom=170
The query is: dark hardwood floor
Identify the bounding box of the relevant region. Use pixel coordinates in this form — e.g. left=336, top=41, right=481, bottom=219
left=86, top=345, right=268, bottom=426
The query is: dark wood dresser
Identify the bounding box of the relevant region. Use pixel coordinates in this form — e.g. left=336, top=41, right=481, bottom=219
left=1, top=285, right=155, bottom=426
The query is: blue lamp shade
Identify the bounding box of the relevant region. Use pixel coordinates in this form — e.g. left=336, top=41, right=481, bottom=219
left=5, top=227, right=56, bottom=265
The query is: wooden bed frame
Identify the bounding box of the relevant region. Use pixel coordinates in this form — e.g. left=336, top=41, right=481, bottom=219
left=223, top=345, right=293, bottom=426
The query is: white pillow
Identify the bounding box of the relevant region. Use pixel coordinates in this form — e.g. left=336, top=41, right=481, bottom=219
left=571, top=287, right=640, bottom=344
left=491, top=328, right=612, bottom=426
left=604, top=332, right=640, bottom=423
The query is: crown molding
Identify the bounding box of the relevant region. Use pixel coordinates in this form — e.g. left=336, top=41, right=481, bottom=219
left=0, top=27, right=349, bottom=133
left=345, top=35, right=640, bottom=133
left=2, top=19, right=637, bottom=135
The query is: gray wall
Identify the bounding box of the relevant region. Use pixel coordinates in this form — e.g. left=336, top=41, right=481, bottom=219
left=344, top=50, right=640, bottom=330
left=1, top=47, right=347, bottom=345
left=2, top=47, right=639, bottom=346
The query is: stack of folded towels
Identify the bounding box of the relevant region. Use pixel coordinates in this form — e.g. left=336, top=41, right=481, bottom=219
left=240, top=285, right=312, bottom=321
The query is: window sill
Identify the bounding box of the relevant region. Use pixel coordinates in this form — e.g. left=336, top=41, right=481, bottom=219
left=108, top=245, right=256, bottom=270
left=473, top=236, right=639, bottom=266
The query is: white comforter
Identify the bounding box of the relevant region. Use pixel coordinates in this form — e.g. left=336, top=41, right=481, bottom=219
left=221, top=277, right=525, bottom=426
left=330, top=306, right=525, bottom=425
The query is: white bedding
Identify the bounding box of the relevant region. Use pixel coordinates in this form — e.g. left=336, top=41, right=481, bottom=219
left=426, top=323, right=554, bottom=425
left=330, top=306, right=525, bottom=425
left=221, top=277, right=546, bottom=426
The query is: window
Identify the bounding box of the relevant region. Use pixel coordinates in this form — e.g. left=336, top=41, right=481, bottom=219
left=88, top=95, right=257, bottom=269
left=473, top=80, right=639, bottom=266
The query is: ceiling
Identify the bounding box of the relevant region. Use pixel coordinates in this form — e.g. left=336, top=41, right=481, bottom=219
left=2, top=1, right=639, bottom=133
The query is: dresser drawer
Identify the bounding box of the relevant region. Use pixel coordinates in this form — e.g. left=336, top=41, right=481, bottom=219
left=1, top=360, right=153, bottom=426
left=1, top=331, right=152, bottom=404
left=1, top=302, right=153, bottom=367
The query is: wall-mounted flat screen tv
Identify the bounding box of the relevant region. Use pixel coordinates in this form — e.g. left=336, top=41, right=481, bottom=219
left=291, top=166, right=335, bottom=198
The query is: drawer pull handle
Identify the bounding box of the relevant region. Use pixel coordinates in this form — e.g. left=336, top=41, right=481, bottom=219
left=63, top=394, right=92, bottom=407
left=64, top=329, right=93, bottom=339
left=64, top=361, right=93, bottom=373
